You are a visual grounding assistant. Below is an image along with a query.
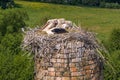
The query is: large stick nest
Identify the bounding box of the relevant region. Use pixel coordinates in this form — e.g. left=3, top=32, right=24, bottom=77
left=22, top=28, right=100, bottom=57
left=22, top=19, right=102, bottom=60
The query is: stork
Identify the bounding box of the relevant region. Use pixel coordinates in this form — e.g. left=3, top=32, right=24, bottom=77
left=42, top=18, right=72, bottom=35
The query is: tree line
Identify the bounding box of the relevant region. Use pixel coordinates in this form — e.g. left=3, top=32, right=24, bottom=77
left=25, top=0, right=120, bottom=6
left=0, top=0, right=120, bottom=9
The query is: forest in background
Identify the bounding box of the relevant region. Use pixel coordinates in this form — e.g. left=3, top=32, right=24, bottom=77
left=0, top=0, right=120, bottom=80
left=0, top=0, right=120, bottom=9
left=19, top=0, right=120, bottom=9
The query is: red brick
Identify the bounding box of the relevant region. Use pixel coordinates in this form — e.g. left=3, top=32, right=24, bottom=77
left=56, top=54, right=64, bottom=58
left=86, top=70, right=91, bottom=75
left=69, top=63, right=76, bottom=67
left=48, top=72, right=55, bottom=76
left=36, top=64, right=40, bottom=69
left=36, top=64, right=40, bottom=67
left=71, top=77, right=78, bottom=80
left=48, top=67, right=55, bottom=71
left=56, top=59, right=67, bottom=63
left=71, top=72, right=79, bottom=76
left=84, top=65, right=90, bottom=70
left=54, top=63, right=61, bottom=67
left=85, top=75, right=90, bottom=80
left=79, top=77, right=84, bottom=80
left=63, top=72, right=70, bottom=76
left=55, top=77, right=62, bottom=80
left=80, top=71, right=85, bottom=76
left=56, top=72, right=62, bottom=77
left=72, top=58, right=81, bottom=62
left=56, top=53, right=67, bottom=58
left=62, top=77, right=70, bottom=80
left=56, top=68, right=64, bottom=72
left=62, top=59, right=67, bottom=63
left=54, top=63, right=67, bottom=67
left=70, top=67, right=77, bottom=72
left=49, top=77, right=55, bottom=80
left=85, top=71, right=91, bottom=79
left=57, top=59, right=62, bottom=62
left=50, top=59, right=56, bottom=63
left=61, top=63, right=67, bottom=67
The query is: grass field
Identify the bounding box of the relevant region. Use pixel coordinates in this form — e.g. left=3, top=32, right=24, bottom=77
left=15, top=0, right=120, bottom=41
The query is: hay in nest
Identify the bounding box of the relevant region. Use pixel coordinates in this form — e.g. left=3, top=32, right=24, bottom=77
left=22, top=27, right=100, bottom=58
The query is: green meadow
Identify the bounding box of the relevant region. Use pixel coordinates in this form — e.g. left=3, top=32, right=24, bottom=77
left=16, top=0, right=120, bottom=41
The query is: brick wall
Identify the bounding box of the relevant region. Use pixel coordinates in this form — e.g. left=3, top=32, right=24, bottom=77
left=34, top=43, right=103, bottom=80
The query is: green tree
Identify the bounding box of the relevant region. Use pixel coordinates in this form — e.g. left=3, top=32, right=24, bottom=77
left=0, top=9, right=34, bottom=80
left=109, top=28, right=120, bottom=51
left=0, top=0, right=14, bottom=9
left=0, top=33, right=22, bottom=54
left=0, top=50, right=34, bottom=80
left=105, top=0, right=120, bottom=3
left=82, top=0, right=100, bottom=6
left=0, top=9, right=28, bottom=36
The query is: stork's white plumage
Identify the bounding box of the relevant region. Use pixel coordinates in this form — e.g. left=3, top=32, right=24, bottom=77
left=42, top=18, right=73, bottom=35
left=42, top=22, right=55, bottom=32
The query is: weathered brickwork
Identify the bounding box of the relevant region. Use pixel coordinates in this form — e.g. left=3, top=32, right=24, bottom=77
left=35, top=45, right=103, bottom=80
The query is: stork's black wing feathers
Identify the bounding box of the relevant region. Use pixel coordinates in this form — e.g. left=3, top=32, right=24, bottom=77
left=51, top=28, right=68, bottom=34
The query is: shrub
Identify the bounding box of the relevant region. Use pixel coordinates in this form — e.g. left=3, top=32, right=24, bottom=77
left=0, top=51, right=34, bottom=80
left=104, top=50, right=120, bottom=80
left=0, top=9, right=34, bottom=80
left=106, top=3, right=119, bottom=8
left=105, top=0, right=120, bottom=4
left=100, top=2, right=106, bottom=7
left=100, top=2, right=120, bottom=8
left=109, top=28, right=120, bottom=51
left=0, top=0, right=14, bottom=9
left=0, top=33, right=22, bottom=54
left=81, top=0, right=100, bottom=6
left=0, top=9, right=28, bottom=36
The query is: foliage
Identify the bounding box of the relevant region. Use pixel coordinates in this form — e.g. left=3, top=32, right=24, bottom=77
left=100, top=2, right=120, bottom=8
left=0, top=9, right=34, bottom=80
left=0, top=9, right=28, bottom=36
left=0, top=51, right=34, bottom=80
left=105, top=0, right=120, bottom=3
left=81, top=0, right=100, bottom=6
left=0, top=0, right=15, bottom=9
left=0, top=33, right=22, bottom=54
left=102, top=28, right=120, bottom=80
left=22, top=0, right=120, bottom=8
left=109, top=28, right=120, bottom=51
left=104, top=50, right=120, bottom=80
